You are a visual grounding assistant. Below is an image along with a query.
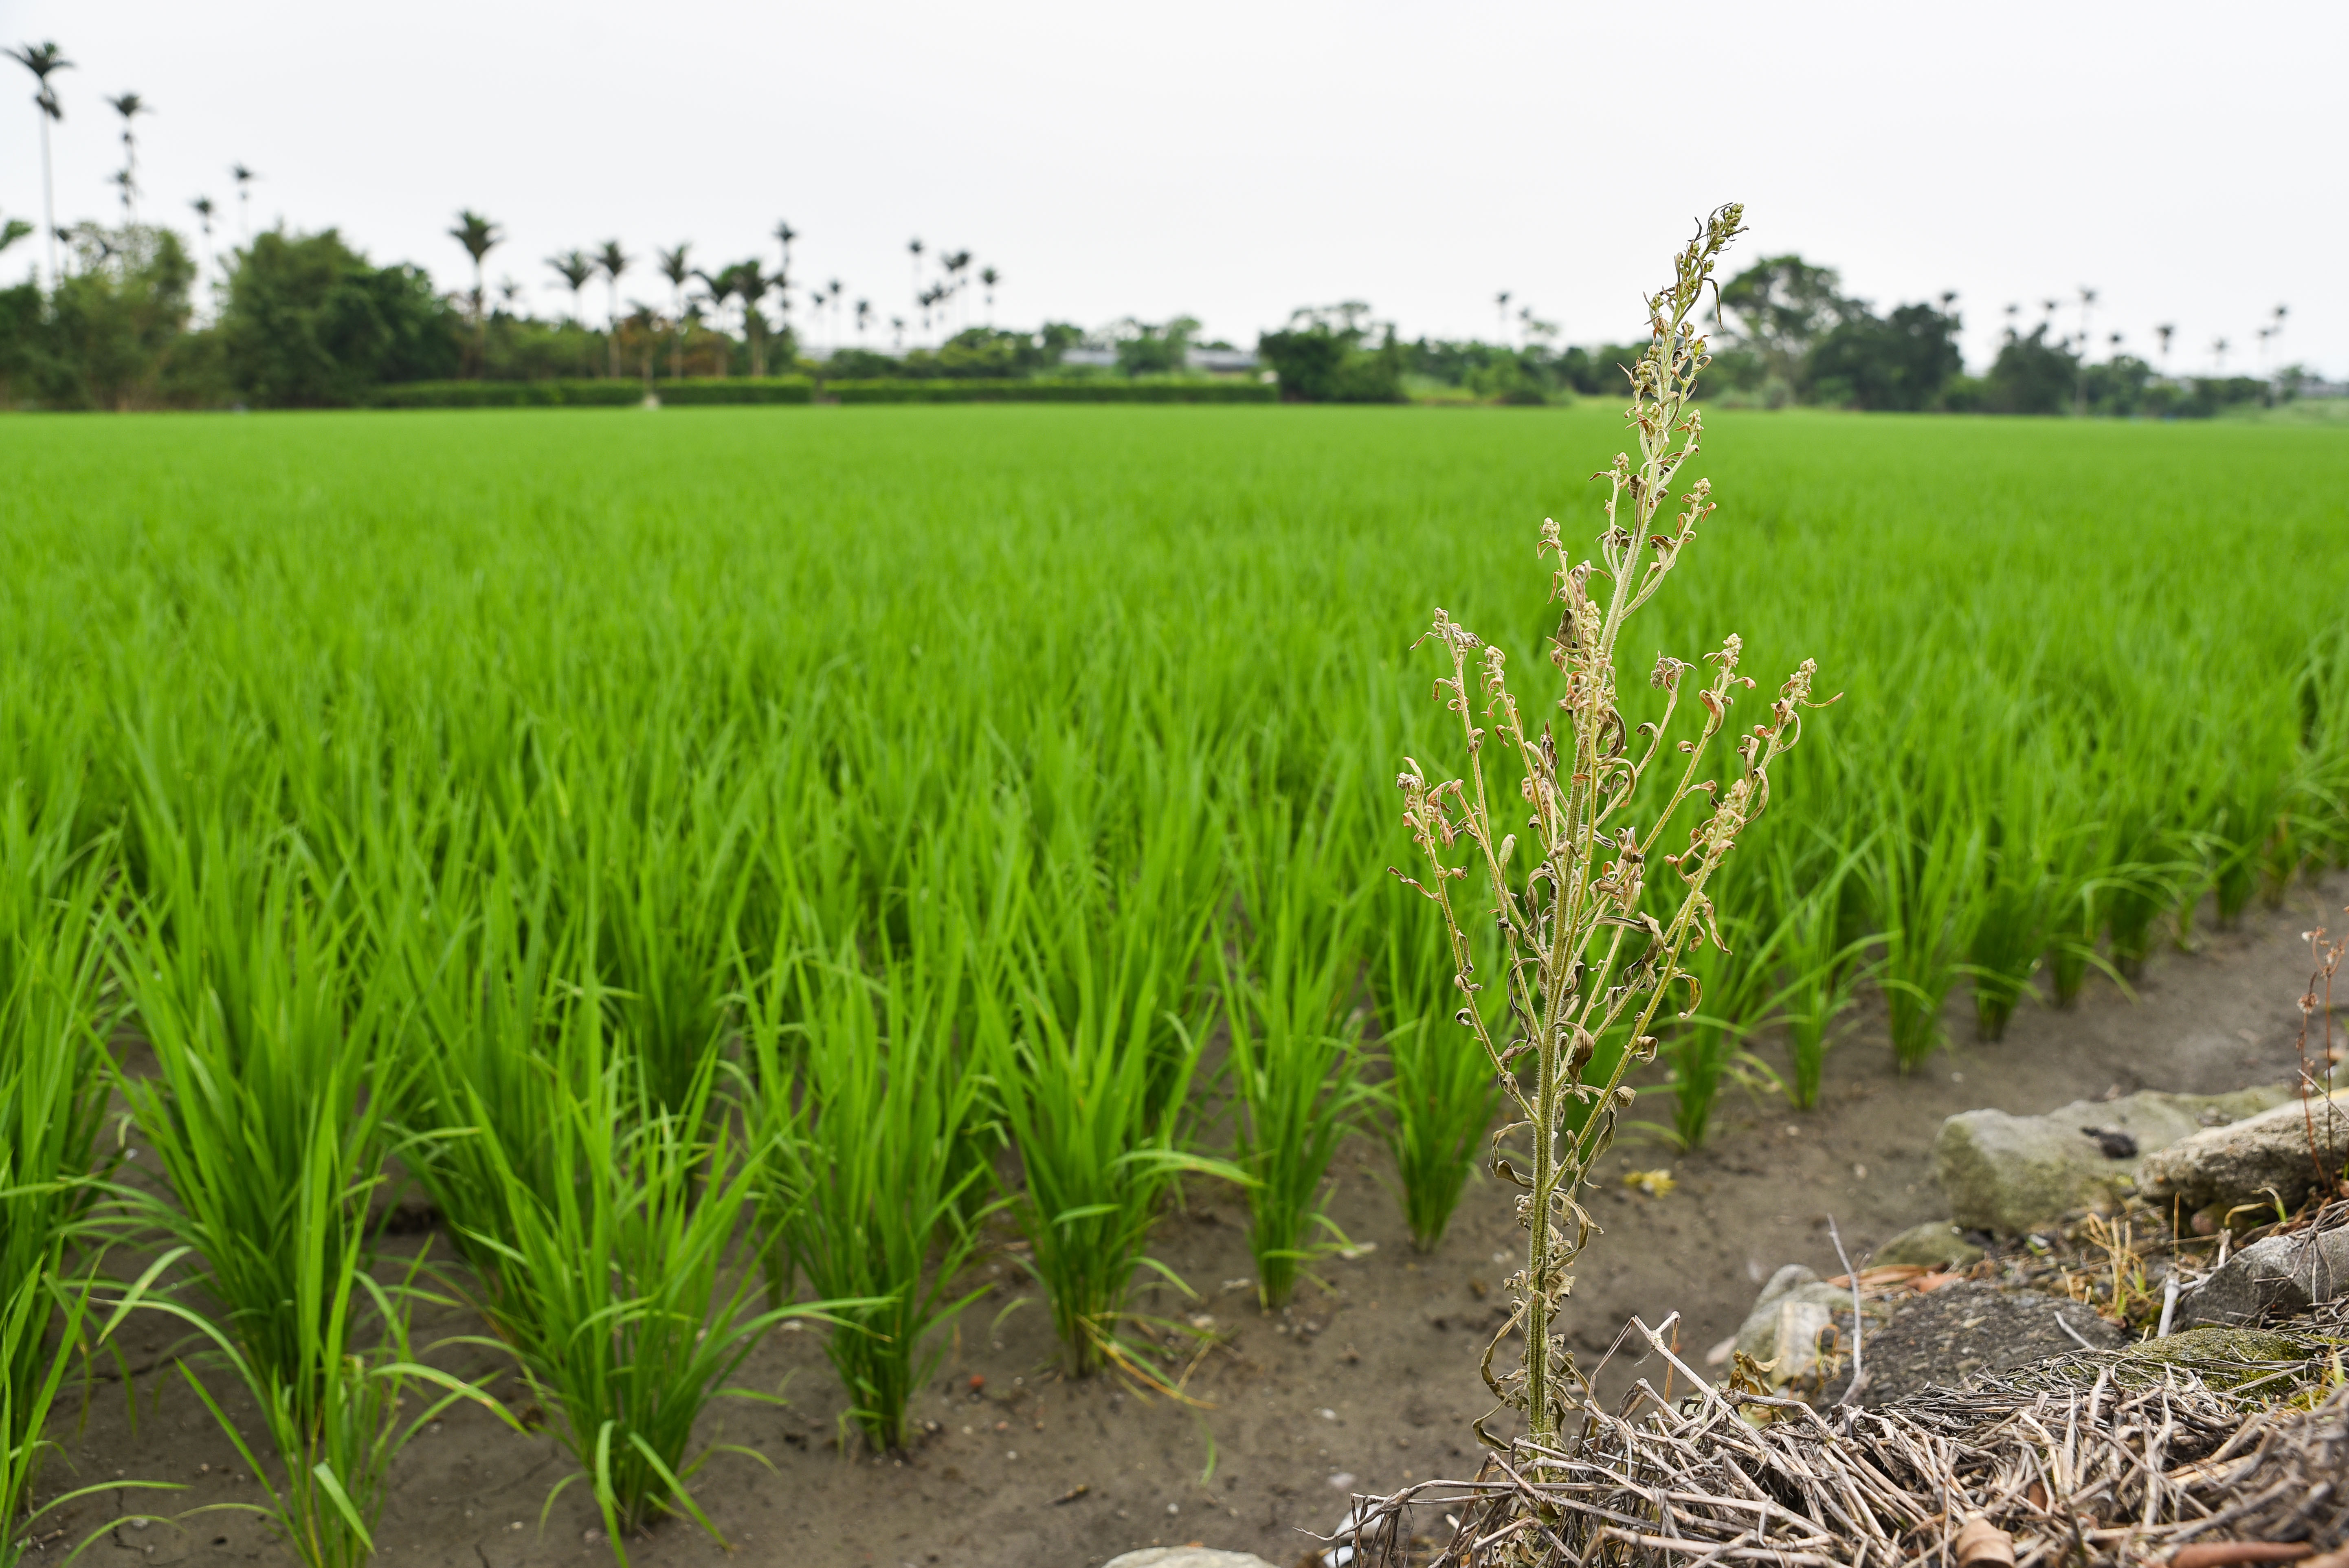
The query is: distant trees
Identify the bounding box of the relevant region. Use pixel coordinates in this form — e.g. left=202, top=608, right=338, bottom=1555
left=16, top=222, right=195, bottom=408
left=1806, top=301, right=1963, bottom=411
left=1257, top=305, right=1403, bottom=402
left=220, top=228, right=457, bottom=405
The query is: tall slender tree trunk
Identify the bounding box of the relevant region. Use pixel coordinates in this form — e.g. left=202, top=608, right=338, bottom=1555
left=39, top=114, right=58, bottom=291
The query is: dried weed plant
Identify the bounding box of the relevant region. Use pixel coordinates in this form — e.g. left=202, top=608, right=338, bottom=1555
left=1395, top=203, right=1826, bottom=1449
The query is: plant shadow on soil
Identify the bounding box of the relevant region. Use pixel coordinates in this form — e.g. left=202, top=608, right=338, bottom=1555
left=45, top=873, right=2345, bottom=1568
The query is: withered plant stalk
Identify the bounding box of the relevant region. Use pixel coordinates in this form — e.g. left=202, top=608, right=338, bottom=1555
left=1396, top=203, right=1825, bottom=1447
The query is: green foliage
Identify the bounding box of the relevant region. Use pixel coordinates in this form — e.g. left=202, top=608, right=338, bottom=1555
left=0, top=790, right=118, bottom=1561
left=1980, top=325, right=2078, bottom=415
left=1258, top=305, right=1404, bottom=402
left=1112, top=316, right=1198, bottom=377
left=827, top=378, right=1273, bottom=403
left=1373, top=881, right=1500, bottom=1252
left=1220, top=793, right=1371, bottom=1305
left=112, top=824, right=408, bottom=1423
left=1720, top=253, right=1859, bottom=387
left=220, top=229, right=460, bottom=406
left=404, top=965, right=810, bottom=1556
left=367, top=376, right=815, bottom=407
left=1808, top=302, right=1964, bottom=411
left=2, top=398, right=2349, bottom=1517
left=748, top=940, right=990, bottom=1452
left=27, top=224, right=196, bottom=409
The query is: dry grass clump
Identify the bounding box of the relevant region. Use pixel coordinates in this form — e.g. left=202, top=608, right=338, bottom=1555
left=1348, top=1305, right=2349, bottom=1568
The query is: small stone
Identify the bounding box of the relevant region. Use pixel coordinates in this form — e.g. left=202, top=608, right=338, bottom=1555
left=1874, top=1222, right=1984, bottom=1270
left=1102, top=1550, right=1279, bottom=1568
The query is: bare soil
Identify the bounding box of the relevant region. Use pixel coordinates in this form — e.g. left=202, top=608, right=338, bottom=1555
left=44, top=875, right=2345, bottom=1568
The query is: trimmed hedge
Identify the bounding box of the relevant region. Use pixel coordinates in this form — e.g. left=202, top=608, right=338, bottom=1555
left=367, top=376, right=1271, bottom=408
left=369, top=377, right=814, bottom=409
left=823, top=378, right=1277, bottom=404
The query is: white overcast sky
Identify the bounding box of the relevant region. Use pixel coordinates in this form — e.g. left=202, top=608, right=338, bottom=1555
left=4, top=0, right=2341, bottom=375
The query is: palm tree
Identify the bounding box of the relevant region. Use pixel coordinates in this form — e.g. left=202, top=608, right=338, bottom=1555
left=907, top=237, right=923, bottom=315
left=231, top=162, right=256, bottom=239
left=2073, top=286, right=2096, bottom=414
left=890, top=315, right=904, bottom=351
left=694, top=263, right=741, bottom=369
left=2156, top=323, right=2175, bottom=375
left=772, top=220, right=797, bottom=340
left=943, top=251, right=971, bottom=332
left=6, top=42, right=70, bottom=290
left=736, top=264, right=776, bottom=376
left=448, top=209, right=503, bottom=373
left=980, top=266, right=998, bottom=323
left=1494, top=290, right=1511, bottom=343
left=596, top=241, right=629, bottom=377
left=827, top=278, right=844, bottom=353
left=549, top=249, right=595, bottom=375
left=2211, top=337, right=2228, bottom=375
left=190, top=195, right=215, bottom=307
left=103, top=92, right=148, bottom=221
left=656, top=244, right=692, bottom=378
left=855, top=298, right=871, bottom=343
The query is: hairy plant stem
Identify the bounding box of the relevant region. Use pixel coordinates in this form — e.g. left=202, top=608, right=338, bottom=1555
left=1398, top=204, right=1827, bottom=1449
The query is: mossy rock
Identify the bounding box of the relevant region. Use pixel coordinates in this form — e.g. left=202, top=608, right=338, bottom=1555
left=2122, top=1325, right=2310, bottom=1385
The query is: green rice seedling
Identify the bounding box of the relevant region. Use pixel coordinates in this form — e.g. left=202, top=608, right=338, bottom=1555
left=1657, top=888, right=1796, bottom=1150
left=744, top=938, right=992, bottom=1452
left=2044, top=827, right=2108, bottom=1008
left=1964, top=766, right=2061, bottom=1041
left=1218, top=794, right=1374, bottom=1307
left=1866, top=803, right=1984, bottom=1072
left=112, top=820, right=409, bottom=1427
left=2101, top=815, right=2186, bottom=978
left=562, top=739, right=759, bottom=1115
left=1, top=890, right=154, bottom=1564
left=975, top=862, right=1245, bottom=1380
left=411, top=966, right=814, bottom=1561
left=1395, top=207, right=1824, bottom=1446
left=123, top=1177, right=509, bottom=1568
left=1371, top=879, right=1499, bottom=1252
left=1766, top=838, right=1873, bottom=1109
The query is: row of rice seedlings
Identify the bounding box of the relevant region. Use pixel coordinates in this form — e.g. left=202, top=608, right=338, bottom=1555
left=1369, top=879, right=1500, bottom=1251
left=1219, top=795, right=1373, bottom=1307
left=1767, top=837, right=1875, bottom=1109
left=744, top=935, right=991, bottom=1453
left=973, top=839, right=1242, bottom=1379
left=1866, top=793, right=1986, bottom=1073
left=0, top=805, right=136, bottom=1566
left=393, top=888, right=814, bottom=1559
left=105, top=808, right=508, bottom=1568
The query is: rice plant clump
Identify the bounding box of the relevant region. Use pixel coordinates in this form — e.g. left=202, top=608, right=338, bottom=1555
left=1394, top=205, right=1824, bottom=1446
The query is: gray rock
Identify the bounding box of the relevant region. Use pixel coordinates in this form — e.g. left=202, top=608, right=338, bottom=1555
left=2135, top=1090, right=2349, bottom=1223
left=1732, top=1265, right=1892, bottom=1387
left=1859, top=1282, right=2124, bottom=1405
left=1105, top=1553, right=1277, bottom=1568
left=1874, top=1221, right=1984, bottom=1270
left=2172, top=1225, right=2349, bottom=1329
left=1933, top=1087, right=2292, bottom=1235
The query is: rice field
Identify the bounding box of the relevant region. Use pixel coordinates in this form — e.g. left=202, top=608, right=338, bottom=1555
left=3, top=403, right=2346, bottom=1561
